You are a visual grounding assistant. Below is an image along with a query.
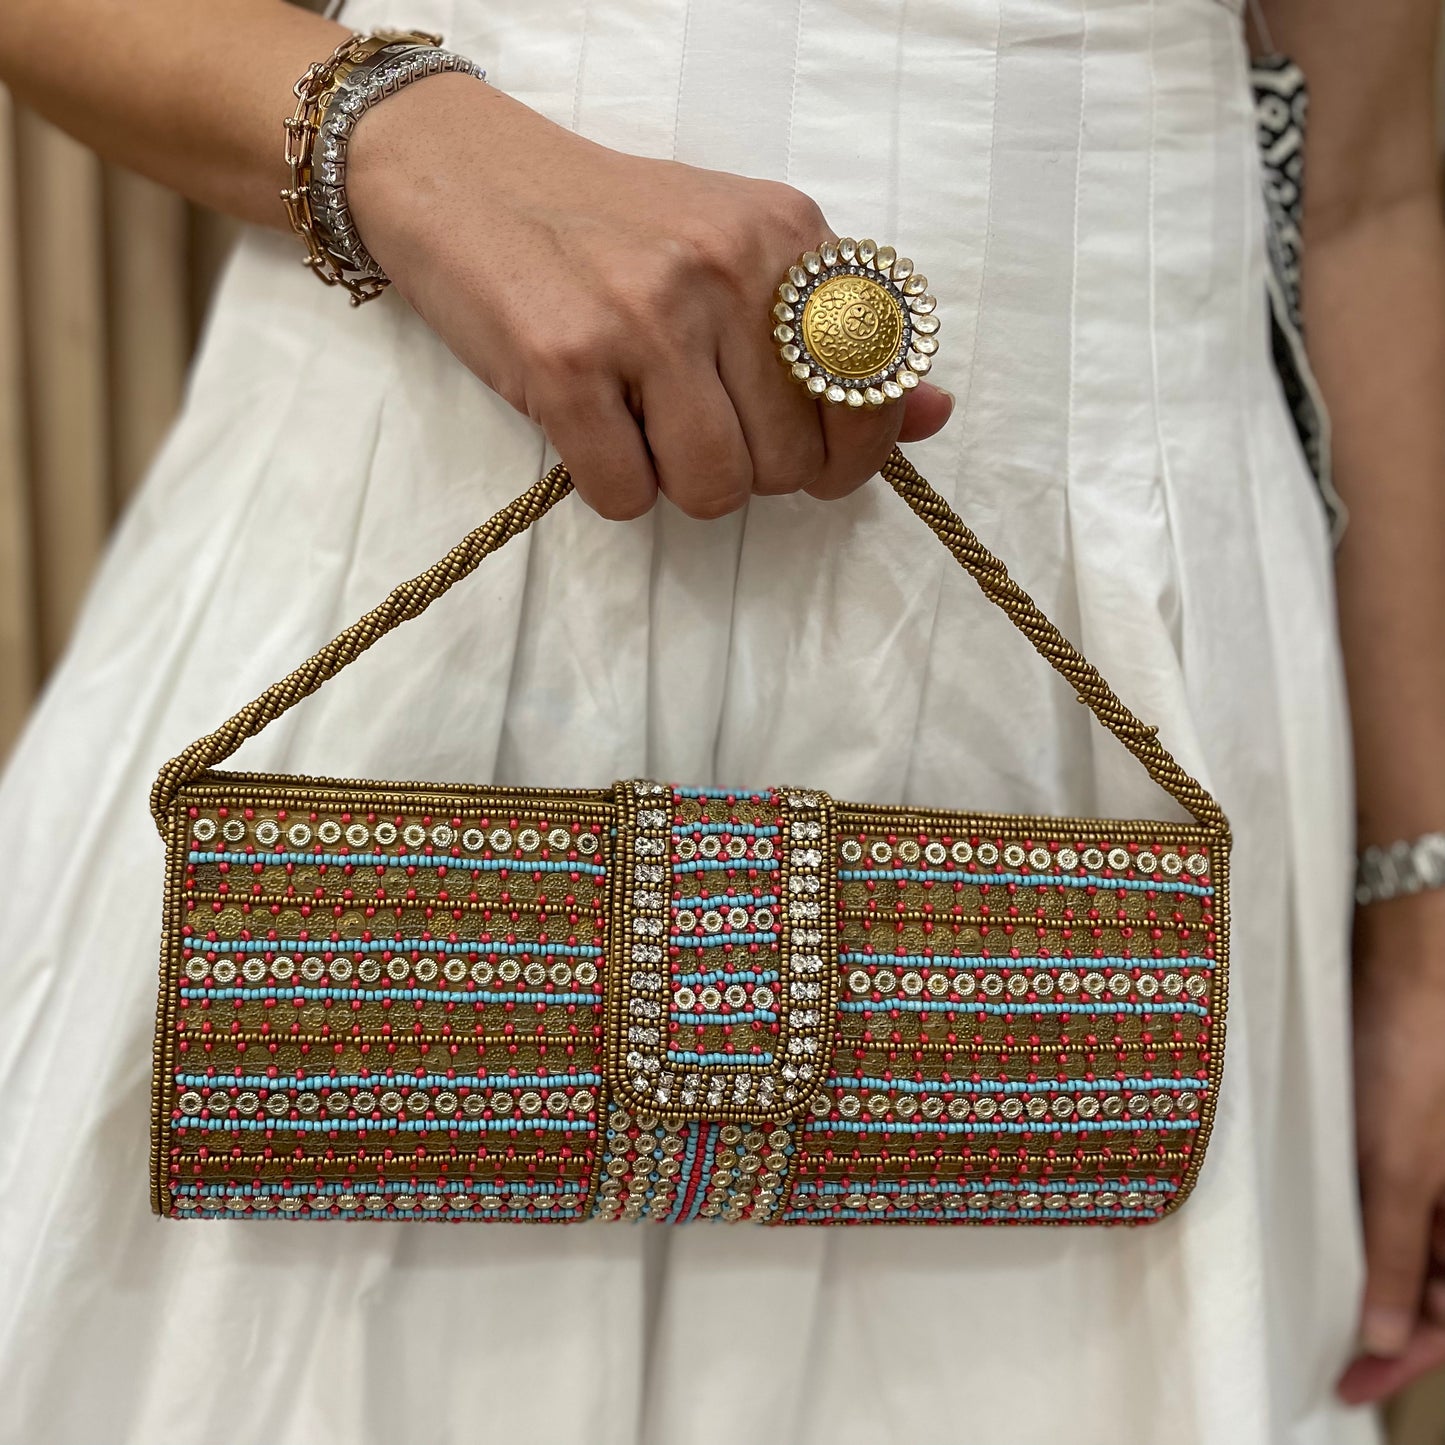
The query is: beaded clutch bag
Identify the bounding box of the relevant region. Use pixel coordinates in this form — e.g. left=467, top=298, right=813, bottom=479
left=149, top=447, right=1230, bottom=1225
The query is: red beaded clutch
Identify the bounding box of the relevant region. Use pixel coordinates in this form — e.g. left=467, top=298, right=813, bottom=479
left=148, top=448, right=1229, bottom=1225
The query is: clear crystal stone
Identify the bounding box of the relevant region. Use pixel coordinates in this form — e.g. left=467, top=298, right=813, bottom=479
left=913, top=313, right=940, bottom=334
left=857, top=238, right=877, bottom=265
left=773, top=301, right=795, bottom=322
left=820, top=241, right=839, bottom=266
left=904, top=273, right=928, bottom=296
left=876, top=245, right=897, bottom=271
left=907, top=351, right=933, bottom=374
left=779, top=282, right=800, bottom=304
left=838, top=237, right=857, bottom=260
left=910, top=293, right=938, bottom=314
left=773, top=324, right=795, bottom=344
left=913, top=335, right=939, bottom=355
left=825, top=383, right=847, bottom=404
left=806, top=375, right=828, bottom=394
left=899, top=369, right=920, bottom=389
left=882, top=379, right=904, bottom=399
left=790, top=360, right=810, bottom=379
left=802, top=250, right=822, bottom=274
left=780, top=343, right=801, bottom=363
left=845, top=388, right=865, bottom=407
left=864, top=386, right=885, bottom=405
left=788, top=265, right=809, bottom=288
left=892, top=256, right=914, bottom=281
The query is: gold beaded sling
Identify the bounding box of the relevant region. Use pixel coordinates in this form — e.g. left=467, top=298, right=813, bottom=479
left=148, top=446, right=1230, bottom=1226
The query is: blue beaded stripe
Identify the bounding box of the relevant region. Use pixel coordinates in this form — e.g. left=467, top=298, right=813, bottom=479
left=180, top=986, right=602, bottom=1005
left=780, top=1205, right=1162, bottom=1222
left=187, top=849, right=607, bottom=876
left=673, top=823, right=780, bottom=837
left=793, top=1178, right=1178, bottom=1198
left=837, top=998, right=1209, bottom=1017
left=173, top=1117, right=596, bottom=1133
left=838, top=867, right=1212, bottom=896
left=185, top=938, right=604, bottom=958
left=673, top=891, right=778, bottom=909
left=674, top=786, right=764, bottom=800
left=665, top=1050, right=776, bottom=1065
left=670, top=968, right=780, bottom=987
left=671, top=931, right=778, bottom=949
left=672, top=859, right=780, bottom=875
left=835, top=1075, right=1207, bottom=1096
left=805, top=1118, right=1200, bottom=1136
left=172, top=1178, right=577, bottom=1198
left=839, top=952, right=1215, bottom=972
left=174, top=1072, right=603, bottom=1090
left=673, top=1009, right=779, bottom=1026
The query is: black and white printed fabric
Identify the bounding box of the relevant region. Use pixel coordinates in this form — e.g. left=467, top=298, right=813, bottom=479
left=1252, top=53, right=1345, bottom=541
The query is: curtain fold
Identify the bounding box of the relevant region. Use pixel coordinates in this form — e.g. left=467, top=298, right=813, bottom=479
left=0, top=91, right=234, bottom=759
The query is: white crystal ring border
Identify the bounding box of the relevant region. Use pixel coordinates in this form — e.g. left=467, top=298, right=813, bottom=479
left=773, top=237, right=941, bottom=408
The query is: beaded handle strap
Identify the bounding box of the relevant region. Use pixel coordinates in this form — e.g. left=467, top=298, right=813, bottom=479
left=149, top=449, right=1228, bottom=837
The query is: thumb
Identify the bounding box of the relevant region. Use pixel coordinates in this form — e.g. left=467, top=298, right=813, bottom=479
left=898, top=382, right=955, bottom=442
left=1357, top=1159, right=1433, bottom=1357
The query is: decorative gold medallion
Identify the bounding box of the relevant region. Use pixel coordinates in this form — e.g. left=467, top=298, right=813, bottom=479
left=773, top=237, right=939, bottom=406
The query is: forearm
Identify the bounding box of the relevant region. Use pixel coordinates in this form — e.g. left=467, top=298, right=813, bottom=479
left=0, top=0, right=346, bottom=227
left=1307, top=191, right=1445, bottom=845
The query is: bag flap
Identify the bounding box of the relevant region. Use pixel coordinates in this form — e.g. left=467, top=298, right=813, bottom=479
left=605, top=782, right=839, bottom=1124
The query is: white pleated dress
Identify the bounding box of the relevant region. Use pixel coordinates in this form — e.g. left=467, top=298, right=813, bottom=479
left=0, top=1, right=1376, bottom=1441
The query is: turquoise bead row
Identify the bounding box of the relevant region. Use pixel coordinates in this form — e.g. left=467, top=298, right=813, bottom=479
left=838, top=867, right=1213, bottom=896
left=179, top=986, right=603, bottom=1004
left=188, top=848, right=607, bottom=876
left=836, top=1074, right=1207, bottom=1096
left=837, top=997, right=1209, bottom=1016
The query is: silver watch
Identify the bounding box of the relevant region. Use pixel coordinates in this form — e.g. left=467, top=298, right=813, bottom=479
left=1355, top=832, right=1445, bottom=906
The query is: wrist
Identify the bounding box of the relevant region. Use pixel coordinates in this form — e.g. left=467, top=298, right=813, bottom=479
left=282, top=34, right=486, bottom=305
left=346, top=70, right=516, bottom=275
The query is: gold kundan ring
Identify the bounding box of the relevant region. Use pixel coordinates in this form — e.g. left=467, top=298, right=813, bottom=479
left=773, top=238, right=939, bottom=406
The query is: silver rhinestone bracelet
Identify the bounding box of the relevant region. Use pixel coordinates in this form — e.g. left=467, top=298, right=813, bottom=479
left=310, top=43, right=486, bottom=284
left=1356, top=831, right=1445, bottom=906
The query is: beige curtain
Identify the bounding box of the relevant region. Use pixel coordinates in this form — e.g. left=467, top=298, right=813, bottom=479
left=1, top=58, right=1445, bottom=1445
left=0, top=91, right=234, bottom=757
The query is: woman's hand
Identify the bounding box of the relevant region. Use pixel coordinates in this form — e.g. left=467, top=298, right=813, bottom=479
left=346, top=74, right=953, bottom=520
left=1338, top=889, right=1445, bottom=1406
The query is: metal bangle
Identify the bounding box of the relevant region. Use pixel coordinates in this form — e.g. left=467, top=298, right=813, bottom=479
left=1355, top=831, right=1445, bottom=906
left=281, top=31, right=485, bottom=306
left=311, top=44, right=487, bottom=283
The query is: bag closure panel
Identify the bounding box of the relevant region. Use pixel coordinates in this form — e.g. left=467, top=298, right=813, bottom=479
left=603, top=781, right=839, bottom=1124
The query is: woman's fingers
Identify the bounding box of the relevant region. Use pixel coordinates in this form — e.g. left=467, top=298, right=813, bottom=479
left=1335, top=1179, right=1445, bottom=1406
left=642, top=368, right=753, bottom=518
left=807, top=393, right=906, bottom=500
left=805, top=381, right=956, bottom=500
left=717, top=332, right=826, bottom=495
left=1338, top=1320, right=1445, bottom=1407
left=1357, top=1153, right=1434, bottom=1358
left=899, top=381, right=956, bottom=442
left=545, top=384, right=659, bottom=521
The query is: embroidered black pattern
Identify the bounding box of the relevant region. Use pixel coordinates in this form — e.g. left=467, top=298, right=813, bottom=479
left=1251, top=54, right=1345, bottom=540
